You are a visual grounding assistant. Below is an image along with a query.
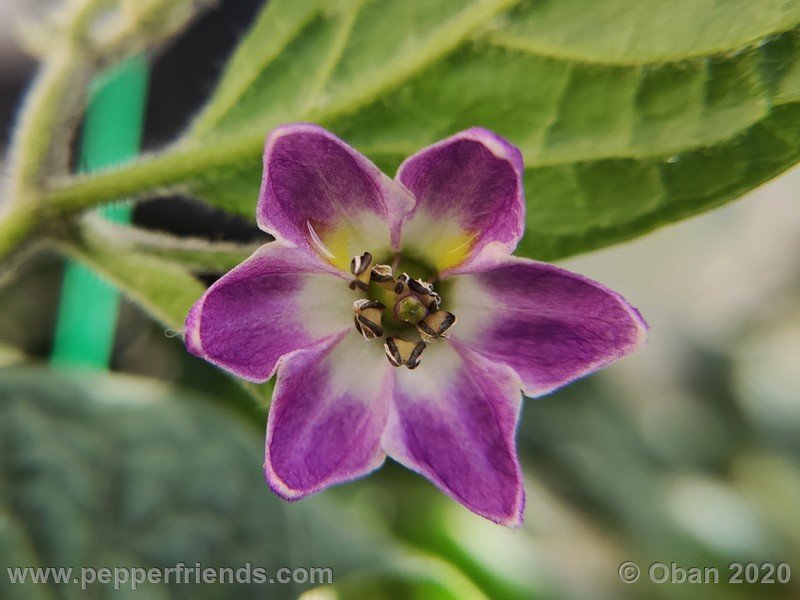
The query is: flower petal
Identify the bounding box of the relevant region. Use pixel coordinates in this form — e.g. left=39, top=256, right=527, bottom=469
left=265, top=331, right=391, bottom=499
left=396, top=128, right=524, bottom=272
left=184, top=244, right=354, bottom=382
left=382, top=340, right=525, bottom=526
left=448, top=246, right=648, bottom=397
left=258, top=123, right=414, bottom=270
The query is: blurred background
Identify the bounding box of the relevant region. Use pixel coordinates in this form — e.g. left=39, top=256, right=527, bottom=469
left=1, top=1, right=799, bottom=598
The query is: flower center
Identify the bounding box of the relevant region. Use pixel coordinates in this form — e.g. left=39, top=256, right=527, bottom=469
left=394, top=295, right=427, bottom=325
left=348, top=251, right=457, bottom=370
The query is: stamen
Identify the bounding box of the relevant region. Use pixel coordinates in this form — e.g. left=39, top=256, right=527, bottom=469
left=406, top=276, right=433, bottom=296
left=350, top=252, right=372, bottom=276
left=383, top=337, right=403, bottom=367
left=416, top=310, right=457, bottom=342
left=384, top=337, right=427, bottom=369
left=355, top=315, right=383, bottom=339
left=370, top=264, right=394, bottom=282
left=370, top=264, right=395, bottom=287
left=421, top=291, right=441, bottom=310
left=397, top=273, right=438, bottom=308
left=349, top=251, right=373, bottom=290
left=349, top=280, right=370, bottom=291
left=353, top=299, right=385, bottom=340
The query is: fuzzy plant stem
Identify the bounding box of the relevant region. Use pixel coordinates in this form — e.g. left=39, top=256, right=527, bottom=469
left=51, top=56, right=149, bottom=368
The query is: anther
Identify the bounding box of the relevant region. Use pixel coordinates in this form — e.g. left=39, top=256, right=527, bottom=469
left=350, top=252, right=372, bottom=276
left=397, top=273, right=438, bottom=308
left=416, top=310, right=457, bottom=342
left=349, top=252, right=372, bottom=289
left=370, top=264, right=395, bottom=287
left=406, top=276, right=433, bottom=296
left=421, top=291, right=441, bottom=310
left=353, top=299, right=385, bottom=340
left=384, top=337, right=427, bottom=370
left=349, top=280, right=370, bottom=291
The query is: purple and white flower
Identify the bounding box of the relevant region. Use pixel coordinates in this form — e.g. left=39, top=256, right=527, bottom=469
left=184, top=124, right=647, bottom=526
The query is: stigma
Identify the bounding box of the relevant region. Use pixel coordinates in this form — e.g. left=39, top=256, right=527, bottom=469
left=348, top=251, right=457, bottom=369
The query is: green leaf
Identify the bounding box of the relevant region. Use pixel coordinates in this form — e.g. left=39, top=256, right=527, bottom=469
left=46, top=0, right=800, bottom=261
left=0, top=368, right=486, bottom=600
left=54, top=220, right=273, bottom=407
left=304, top=554, right=490, bottom=600
left=194, top=0, right=800, bottom=261
left=59, top=221, right=207, bottom=333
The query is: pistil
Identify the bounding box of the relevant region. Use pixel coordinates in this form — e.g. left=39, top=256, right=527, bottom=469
left=393, top=295, right=428, bottom=325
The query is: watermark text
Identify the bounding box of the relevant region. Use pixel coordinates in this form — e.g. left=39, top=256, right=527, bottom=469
left=7, top=563, right=333, bottom=590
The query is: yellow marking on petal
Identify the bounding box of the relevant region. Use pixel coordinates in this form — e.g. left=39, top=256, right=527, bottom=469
left=308, top=213, right=391, bottom=271
left=400, top=209, right=479, bottom=271
left=319, top=224, right=360, bottom=271
left=424, top=229, right=477, bottom=271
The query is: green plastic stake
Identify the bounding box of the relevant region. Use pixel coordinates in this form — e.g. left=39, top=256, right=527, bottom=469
left=51, top=56, right=149, bottom=368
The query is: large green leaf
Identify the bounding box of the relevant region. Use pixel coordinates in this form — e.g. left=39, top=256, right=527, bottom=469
left=51, top=0, right=799, bottom=261
left=0, top=369, right=486, bottom=600
left=191, top=0, right=800, bottom=261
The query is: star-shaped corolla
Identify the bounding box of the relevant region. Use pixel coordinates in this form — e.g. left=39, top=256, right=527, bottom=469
left=185, top=124, right=647, bottom=527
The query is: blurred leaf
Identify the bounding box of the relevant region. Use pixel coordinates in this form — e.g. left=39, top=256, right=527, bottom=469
left=59, top=222, right=206, bottom=333
left=55, top=224, right=273, bottom=407
left=733, top=320, right=800, bottom=446
left=0, top=368, right=483, bottom=600
left=0, top=368, right=295, bottom=600
left=0, top=253, right=63, bottom=357
left=57, top=0, right=798, bottom=261
left=303, top=553, right=489, bottom=600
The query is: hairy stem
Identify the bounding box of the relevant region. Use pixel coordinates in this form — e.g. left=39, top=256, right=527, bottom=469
left=6, top=52, right=94, bottom=200
left=0, top=206, right=40, bottom=262
left=42, top=134, right=264, bottom=211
